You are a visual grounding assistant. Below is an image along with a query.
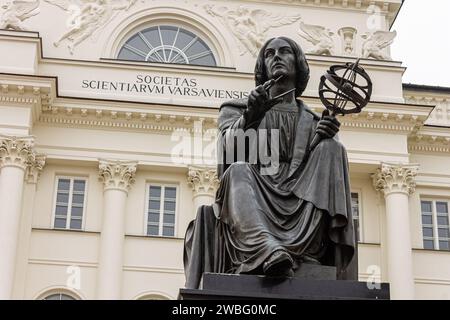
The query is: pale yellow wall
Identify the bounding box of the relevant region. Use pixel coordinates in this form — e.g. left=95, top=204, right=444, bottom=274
left=123, top=237, right=185, bottom=299
left=413, top=250, right=450, bottom=300
left=0, top=34, right=39, bottom=74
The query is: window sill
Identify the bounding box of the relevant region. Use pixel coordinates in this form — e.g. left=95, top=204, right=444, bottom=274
left=32, top=227, right=100, bottom=235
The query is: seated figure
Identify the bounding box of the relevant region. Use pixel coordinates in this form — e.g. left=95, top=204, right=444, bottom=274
left=184, top=37, right=356, bottom=289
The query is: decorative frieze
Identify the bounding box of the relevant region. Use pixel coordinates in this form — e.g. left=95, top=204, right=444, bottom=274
left=45, top=0, right=137, bottom=54
left=0, top=83, right=54, bottom=110
left=98, top=159, right=137, bottom=193
left=187, top=166, right=220, bottom=195
left=361, top=30, right=397, bottom=60
left=404, top=95, right=450, bottom=126
left=299, top=22, right=335, bottom=55
left=204, top=4, right=301, bottom=57
left=372, top=163, right=419, bottom=196
left=39, top=107, right=218, bottom=134
left=0, top=0, right=40, bottom=31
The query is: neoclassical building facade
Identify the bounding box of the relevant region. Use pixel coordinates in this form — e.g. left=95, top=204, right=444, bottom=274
left=0, top=0, right=449, bottom=300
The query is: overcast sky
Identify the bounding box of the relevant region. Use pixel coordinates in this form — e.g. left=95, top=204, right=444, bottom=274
left=391, top=0, right=450, bottom=87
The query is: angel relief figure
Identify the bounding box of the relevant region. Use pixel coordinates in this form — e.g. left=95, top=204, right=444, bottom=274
left=298, top=22, right=335, bottom=56
left=0, top=0, right=40, bottom=31
left=204, top=4, right=301, bottom=57
left=361, top=30, right=397, bottom=60
left=45, top=0, right=136, bottom=54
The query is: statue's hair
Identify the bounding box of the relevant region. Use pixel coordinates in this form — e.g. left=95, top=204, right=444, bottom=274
left=255, top=37, right=310, bottom=97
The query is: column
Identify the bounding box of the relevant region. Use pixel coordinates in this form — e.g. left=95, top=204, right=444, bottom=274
left=372, top=163, right=419, bottom=300
left=97, top=159, right=137, bottom=300
left=187, top=166, right=219, bottom=209
left=12, top=154, right=46, bottom=299
left=0, top=135, right=41, bottom=299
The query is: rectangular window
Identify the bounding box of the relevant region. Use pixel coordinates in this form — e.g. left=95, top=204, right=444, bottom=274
left=421, top=199, right=450, bottom=251
left=146, top=184, right=177, bottom=237
left=351, top=192, right=362, bottom=242
left=53, top=177, right=87, bottom=230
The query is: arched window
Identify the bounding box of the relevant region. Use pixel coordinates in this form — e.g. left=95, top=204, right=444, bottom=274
left=42, top=293, right=77, bottom=300
left=117, top=25, right=217, bottom=67
left=136, top=293, right=171, bottom=300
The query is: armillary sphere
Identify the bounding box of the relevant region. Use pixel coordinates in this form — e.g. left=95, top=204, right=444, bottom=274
left=310, top=59, right=373, bottom=151
left=318, top=58, right=372, bottom=116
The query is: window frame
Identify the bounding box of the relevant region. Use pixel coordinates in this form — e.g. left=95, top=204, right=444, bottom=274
left=117, top=23, right=218, bottom=67
left=51, top=176, right=88, bottom=231
left=144, top=182, right=179, bottom=238
left=350, top=190, right=364, bottom=243
left=42, top=293, right=78, bottom=300
left=420, top=198, right=450, bottom=251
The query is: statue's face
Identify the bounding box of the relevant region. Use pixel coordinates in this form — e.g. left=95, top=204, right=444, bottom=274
left=264, top=38, right=296, bottom=82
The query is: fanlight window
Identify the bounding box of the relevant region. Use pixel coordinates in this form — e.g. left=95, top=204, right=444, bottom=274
left=118, top=25, right=217, bottom=66
left=43, top=293, right=77, bottom=300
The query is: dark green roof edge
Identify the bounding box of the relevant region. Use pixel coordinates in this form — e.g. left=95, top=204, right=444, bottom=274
left=403, top=83, right=450, bottom=94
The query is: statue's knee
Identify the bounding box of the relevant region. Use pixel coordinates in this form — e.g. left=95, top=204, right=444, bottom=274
left=228, top=162, right=252, bottom=176
left=314, top=138, right=345, bottom=153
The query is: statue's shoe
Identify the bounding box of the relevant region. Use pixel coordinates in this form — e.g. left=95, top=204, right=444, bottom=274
left=302, top=255, right=321, bottom=265
left=263, top=250, right=294, bottom=277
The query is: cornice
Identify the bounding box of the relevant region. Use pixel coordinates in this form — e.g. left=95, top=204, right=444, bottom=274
left=0, top=75, right=56, bottom=119
left=308, top=103, right=429, bottom=134
left=239, top=0, right=401, bottom=15
left=408, top=126, right=450, bottom=155
left=404, top=94, right=450, bottom=127
left=38, top=104, right=426, bottom=135
left=39, top=106, right=218, bottom=134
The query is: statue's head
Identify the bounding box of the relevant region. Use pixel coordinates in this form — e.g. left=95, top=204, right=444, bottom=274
left=255, top=37, right=310, bottom=97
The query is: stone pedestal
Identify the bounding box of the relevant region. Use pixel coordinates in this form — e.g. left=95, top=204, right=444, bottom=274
left=179, top=273, right=390, bottom=300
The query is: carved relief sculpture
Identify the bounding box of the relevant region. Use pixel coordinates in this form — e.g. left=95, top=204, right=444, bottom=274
left=204, top=4, right=301, bottom=57
left=298, top=22, right=335, bottom=56
left=0, top=0, right=40, bottom=31
left=361, top=30, right=397, bottom=60
left=44, top=0, right=137, bottom=54
left=338, top=27, right=357, bottom=55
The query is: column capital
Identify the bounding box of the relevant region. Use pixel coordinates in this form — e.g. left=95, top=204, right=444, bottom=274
left=187, top=166, right=219, bottom=196
left=0, top=135, right=36, bottom=171
left=25, top=154, right=46, bottom=184
left=372, top=163, right=419, bottom=196
left=98, top=159, right=137, bottom=193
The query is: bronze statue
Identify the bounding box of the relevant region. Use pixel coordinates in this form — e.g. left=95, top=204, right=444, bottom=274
left=184, top=37, right=357, bottom=289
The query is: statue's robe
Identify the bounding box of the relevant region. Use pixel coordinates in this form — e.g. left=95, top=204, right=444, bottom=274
left=184, top=99, right=357, bottom=289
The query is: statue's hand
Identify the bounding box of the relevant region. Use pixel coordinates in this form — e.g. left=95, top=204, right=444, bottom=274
left=245, top=85, right=281, bottom=125
left=315, top=110, right=340, bottom=139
